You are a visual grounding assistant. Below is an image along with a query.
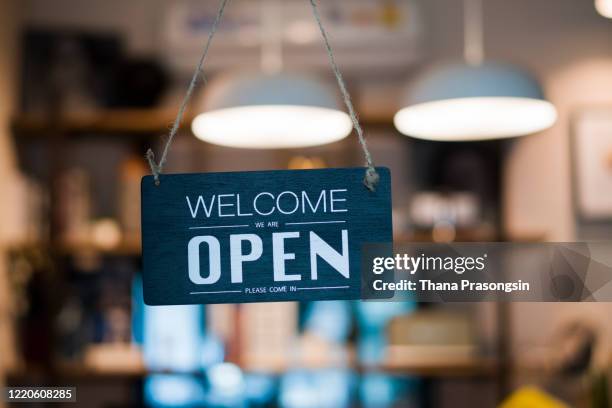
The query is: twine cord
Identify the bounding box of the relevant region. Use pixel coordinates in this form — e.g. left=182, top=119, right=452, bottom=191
left=146, top=0, right=230, bottom=185
left=308, top=0, right=379, bottom=191
left=146, top=0, right=379, bottom=191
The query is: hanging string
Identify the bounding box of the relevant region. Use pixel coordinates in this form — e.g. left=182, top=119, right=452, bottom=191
left=308, top=0, right=379, bottom=191
left=146, top=0, right=379, bottom=191
left=146, top=0, right=230, bottom=185
left=464, top=0, right=484, bottom=66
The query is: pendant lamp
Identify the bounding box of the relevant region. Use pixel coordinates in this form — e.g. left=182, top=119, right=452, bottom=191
left=394, top=0, right=557, bottom=141
left=191, top=0, right=352, bottom=149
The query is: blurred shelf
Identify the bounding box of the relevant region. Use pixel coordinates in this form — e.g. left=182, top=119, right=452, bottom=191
left=7, top=358, right=499, bottom=383
left=6, top=366, right=146, bottom=384
left=58, top=240, right=142, bottom=256
left=8, top=240, right=141, bottom=257
left=12, top=109, right=188, bottom=137
left=8, top=231, right=544, bottom=257
left=396, top=229, right=497, bottom=243
left=12, top=109, right=395, bottom=139
left=366, top=358, right=498, bottom=378
left=395, top=231, right=545, bottom=243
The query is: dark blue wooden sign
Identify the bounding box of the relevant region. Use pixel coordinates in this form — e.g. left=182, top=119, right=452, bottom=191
left=141, top=167, right=392, bottom=305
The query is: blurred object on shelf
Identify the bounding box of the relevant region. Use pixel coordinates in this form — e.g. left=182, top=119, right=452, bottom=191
left=431, top=220, right=456, bottom=243
left=206, top=304, right=240, bottom=364
left=56, top=165, right=128, bottom=252
left=21, top=30, right=167, bottom=114
left=385, top=344, right=477, bottom=366
left=119, top=155, right=147, bottom=244
left=287, top=156, right=327, bottom=170
left=359, top=372, right=418, bottom=408
left=56, top=167, right=91, bottom=246
left=408, top=139, right=502, bottom=242
left=21, top=30, right=122, bottom=115
left=8, top=248, right=60, bottom=369
left=207, top=304, right=236, bottom=344
left=145, top=374, right=206, bottom=408
left=8, top=249, right=53, bottom=317
left=139, top=300, right=225, bottom=406
left=356, top=302, right=415, bottom=365
left=304, top=301, right=352, bottom=343
left=515, top=321, right=603, bottom=377
left=90, top=218, right=122, bottom=251
left=206, top=362, right=246, bottom=405
left=107, top=58, right=168, bottom=108
left=52, top=254, right=136, bottom=363
left=55, top=294, right=86, bottom=359
left=398, top=190, right=495, bottom=242
left=500, top=386, right=569, bottom=408
left=296, top=332, right=352, bottom=370
left=46, top=39, right=97, bottom=114
left=298, top=301, right=353, bottom=369
left=2, top=173, right=47, bottom=245
left=71, top=248, right=103, bottom=273
left=100, top=305, right=131, bottom=343
left=144, top=304, right=204, bottom=372
left=410, top=191, right=480, bottom=229
left=553, top=321, right=596, bottom=376
left=387, top=310, right=477, bottom=366
left=241, top=302, right=297, bottom=372
left=515, top=320, right=606, bottom=406
left=392, top=207, right=411, bottom=240
left=389, top=310, right=475, bottom=345
left=83, top=343, right=144, bottom=374
left=279, top=368, right=353, bottom=408
left=397, top=225, right=497, bottom=243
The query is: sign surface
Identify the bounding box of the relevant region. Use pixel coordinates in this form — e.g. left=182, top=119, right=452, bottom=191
left=141, top=167, right=392, bottom=305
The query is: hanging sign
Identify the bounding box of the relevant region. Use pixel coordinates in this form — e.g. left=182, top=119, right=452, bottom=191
left=141, top=167, right=392, bottom=305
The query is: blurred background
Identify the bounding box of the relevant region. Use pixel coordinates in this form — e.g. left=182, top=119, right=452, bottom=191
left=1, top=0, right=612, bottom=406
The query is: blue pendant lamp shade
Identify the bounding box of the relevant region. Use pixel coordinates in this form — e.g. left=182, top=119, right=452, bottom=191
left=192, top=73, right=353, bottom=149
left=393, top=62, right=557, bottom=141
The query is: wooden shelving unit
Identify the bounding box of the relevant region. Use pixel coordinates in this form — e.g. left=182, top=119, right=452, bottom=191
left=12, top=109, right=189, bottom=137
left=11, top=108, right=397, bottom=139
left=10, top=107, right=517, bottom=406
left=363, top=358, right=498, bottom=378
left=8, top=242, right=141, bottom=260
left=8, top=357, right=499, bottom=383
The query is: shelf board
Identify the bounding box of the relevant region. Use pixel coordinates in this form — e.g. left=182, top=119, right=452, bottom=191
left=8, top=240, right=141, bottom=257
left=12, top=109, right=189, bottom=137
left=7, top=358, right=498, bottom=382
left=58, top=242, right=142, bottom=257
left=367, top=358, right=498, bottom=378
left=9, top=232, right=542, bottom=258
left=12, top=108, right=395, bottom=139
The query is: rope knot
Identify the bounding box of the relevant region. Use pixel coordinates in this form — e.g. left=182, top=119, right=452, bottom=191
left=146, top=149, right=161, bottom=185
left=364, top=167, right=380, bottom=191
